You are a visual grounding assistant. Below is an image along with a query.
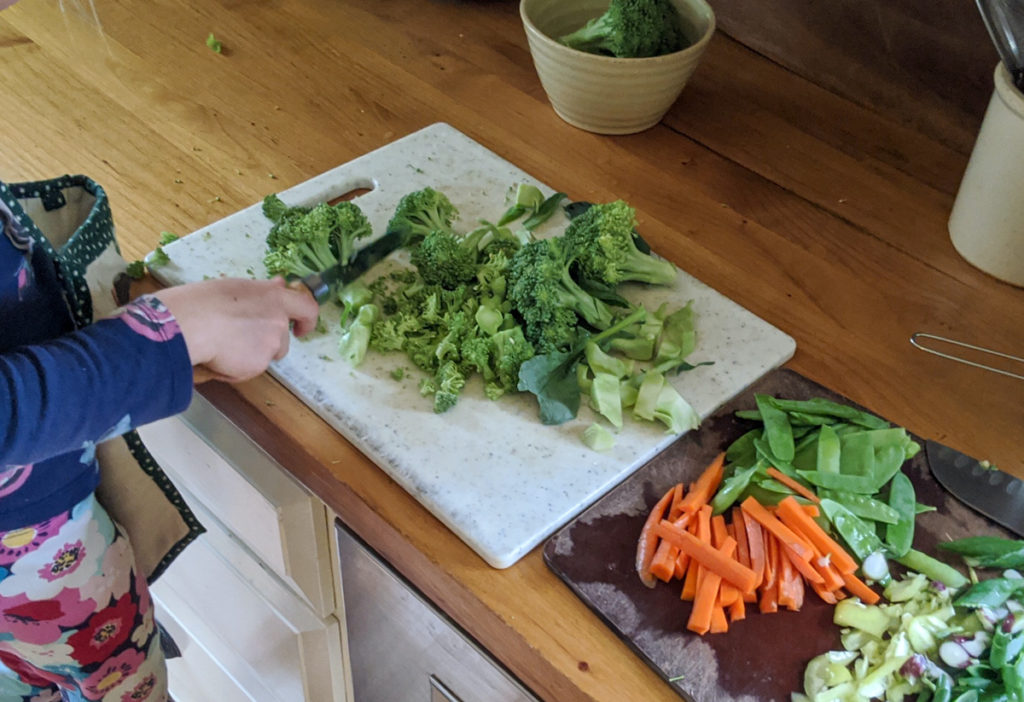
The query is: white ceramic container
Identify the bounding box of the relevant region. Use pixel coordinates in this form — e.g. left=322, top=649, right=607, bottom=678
left=949, top=63, right=1024, bottom=287
left=520, top=0, right=715, bottom=135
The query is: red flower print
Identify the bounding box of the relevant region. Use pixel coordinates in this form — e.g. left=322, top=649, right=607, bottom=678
left=0, top=591, right=96, bottom=645
left=68, top=593, right=136, bottom=666
left=0, top=648, right=62, bottom=689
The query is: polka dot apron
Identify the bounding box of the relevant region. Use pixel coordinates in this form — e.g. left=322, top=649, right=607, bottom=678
left=10, top=175, right=203, bottom=583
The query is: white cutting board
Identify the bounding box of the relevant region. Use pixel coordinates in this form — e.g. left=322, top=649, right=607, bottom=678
left=154, top=123, right=795, bottom=568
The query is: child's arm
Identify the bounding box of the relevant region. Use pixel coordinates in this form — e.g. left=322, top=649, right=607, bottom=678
left=0, top=277, right=318, bottom=467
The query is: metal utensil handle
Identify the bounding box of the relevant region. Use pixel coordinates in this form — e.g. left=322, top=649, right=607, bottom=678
left=910, top=332, right=1024, bottom=381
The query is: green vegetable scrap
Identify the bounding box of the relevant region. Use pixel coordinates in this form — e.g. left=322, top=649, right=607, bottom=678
left=206, top=33, right=223, bottom=53
left=558, top=0, right=687, bottom=58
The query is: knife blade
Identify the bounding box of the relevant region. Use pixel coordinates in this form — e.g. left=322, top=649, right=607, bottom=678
left=926, top=439, right=1024, bottom=537
left=298, top=230, right=406, bottom=303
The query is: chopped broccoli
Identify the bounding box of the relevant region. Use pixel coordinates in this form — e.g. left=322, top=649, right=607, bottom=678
left=339, top=303, right=379, bottom=366
left=261, top=195, right=372, bottom=279
left=506, top=237, right=617, bottom=351
left=385, top=187, right=459, bottom=243
left=558, top=0, right=686, bottom=58
left=565, top=200, right=677, bottom=287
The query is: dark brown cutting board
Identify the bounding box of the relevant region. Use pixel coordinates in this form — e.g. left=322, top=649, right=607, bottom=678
left=543, top=367, right=1012, bottom=701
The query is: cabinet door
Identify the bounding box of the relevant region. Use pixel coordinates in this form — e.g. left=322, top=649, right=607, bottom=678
left=336, top=524, right=539, bottom=702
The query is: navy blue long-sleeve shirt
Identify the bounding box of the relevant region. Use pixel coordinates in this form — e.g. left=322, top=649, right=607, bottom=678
left=0, top=180, right=193, bottom=530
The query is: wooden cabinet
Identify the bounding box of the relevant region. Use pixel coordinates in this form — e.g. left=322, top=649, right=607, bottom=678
left=138, top=395, right=354, bottom=702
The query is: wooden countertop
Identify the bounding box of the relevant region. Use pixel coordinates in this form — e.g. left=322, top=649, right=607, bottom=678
left=3, top=1, right=1023, bottom=700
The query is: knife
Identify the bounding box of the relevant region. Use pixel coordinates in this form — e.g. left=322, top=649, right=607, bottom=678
left=297, top=230, right=407, bottom=303
left=926, top=439, right=1024, bottom=537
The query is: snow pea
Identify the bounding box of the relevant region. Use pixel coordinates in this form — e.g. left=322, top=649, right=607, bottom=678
left=753, top=437, right=799, bottom=478
left=817, top=424, right=842, bottom=474
left=839, top=432, right=876, bottom=477
left=821, top=498, right=884, bottom=560
left=755, top=394, right=794, bottom=462
left=710, top=464, right=759, bottom=514
left=955, top=579, right=1024, bottom=609
left=818, top=489, right=900, bottom=524
left=885, top=471, right=916, bottom=558
left=725, top=428, right=759, bottom=466
left=791, top=431, right=821, bottom=472
left=799, top=469, right=876, bottom=494
left=871, top=443, right=909, bottom=492
left=894, top=549, right=969, bottom=589
left=764, top=397, right=890, bottom=430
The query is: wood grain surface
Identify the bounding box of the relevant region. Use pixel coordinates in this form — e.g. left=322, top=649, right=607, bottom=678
left=2, top=1, right=1023, bottom=700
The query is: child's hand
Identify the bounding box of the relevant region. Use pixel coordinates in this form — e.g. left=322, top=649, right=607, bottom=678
left=156, top=277, right=320, bottom=383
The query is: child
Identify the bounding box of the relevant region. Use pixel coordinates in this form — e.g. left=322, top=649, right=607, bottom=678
left=0, top=176, right=319, bottom=701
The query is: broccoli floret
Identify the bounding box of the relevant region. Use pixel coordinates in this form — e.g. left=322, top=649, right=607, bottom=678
left=565, top=200, right=677, bottom=286
left=410, top=227, right=490, bottom=289
left=386, top=187, right=459, bottom=243
left=262, top=199, right=372, bottom=279
left=507, top=238, right=616, bottom=351
left=558, top=0, right=685, bottom=58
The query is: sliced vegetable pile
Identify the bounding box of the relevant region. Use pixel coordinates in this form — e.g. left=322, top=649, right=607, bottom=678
left=259, top=184, right=713, bottom=449
left=637, top=393, right=1024, bottom=700
left=637, top=453, right=877, bottom=635
left=797, top=540, right=1024, bottom=701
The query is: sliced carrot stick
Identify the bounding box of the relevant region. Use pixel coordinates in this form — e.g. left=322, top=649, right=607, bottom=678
left=668, top=482, right=686, bottom=521
left=680, top=552, right=700, bottom=601
left=759, top=536, right=780, bottom=614
left=775, top=496, right=858, bottom=574
left=728, top=594, right=746, bottom=622
left=709, top=605, right=729, bottom=634
left=673, top=550, right=690, bottom=580
left=841, top=571, right=881, bottom=605
left=802, top=504, right=821, bottom=518
left=637, top=484, right=677, bottom=588
left=731, top=508, right=751, bottom=571
left=810, top=576, right=840, bottom=604
left=740, top=497, right=815, bottom=563
left=777, top=546, right=798, bottom=610
left=766, top=467, right=821, bottom=504
left=711, top=515, right=740, bottom=606
left=678, top=453, right=726, bottom=515
left=687, top=538, right=736, bottom=634
left=650, top=540, right=679, bottom=583
left=711, top=514, right=729, bottom=547
left=740, top=509, right=767, bottom=597
left=655, top=522, right=757, bottom=594
left=781, top=544, right=826, bottom=584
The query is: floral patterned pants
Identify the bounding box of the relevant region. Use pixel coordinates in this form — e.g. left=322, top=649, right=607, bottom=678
left=0, top=494, right=166, bottom=701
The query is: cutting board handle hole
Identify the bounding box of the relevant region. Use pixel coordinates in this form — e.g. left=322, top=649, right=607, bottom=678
left=328, top=182, right=375, bottom=205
